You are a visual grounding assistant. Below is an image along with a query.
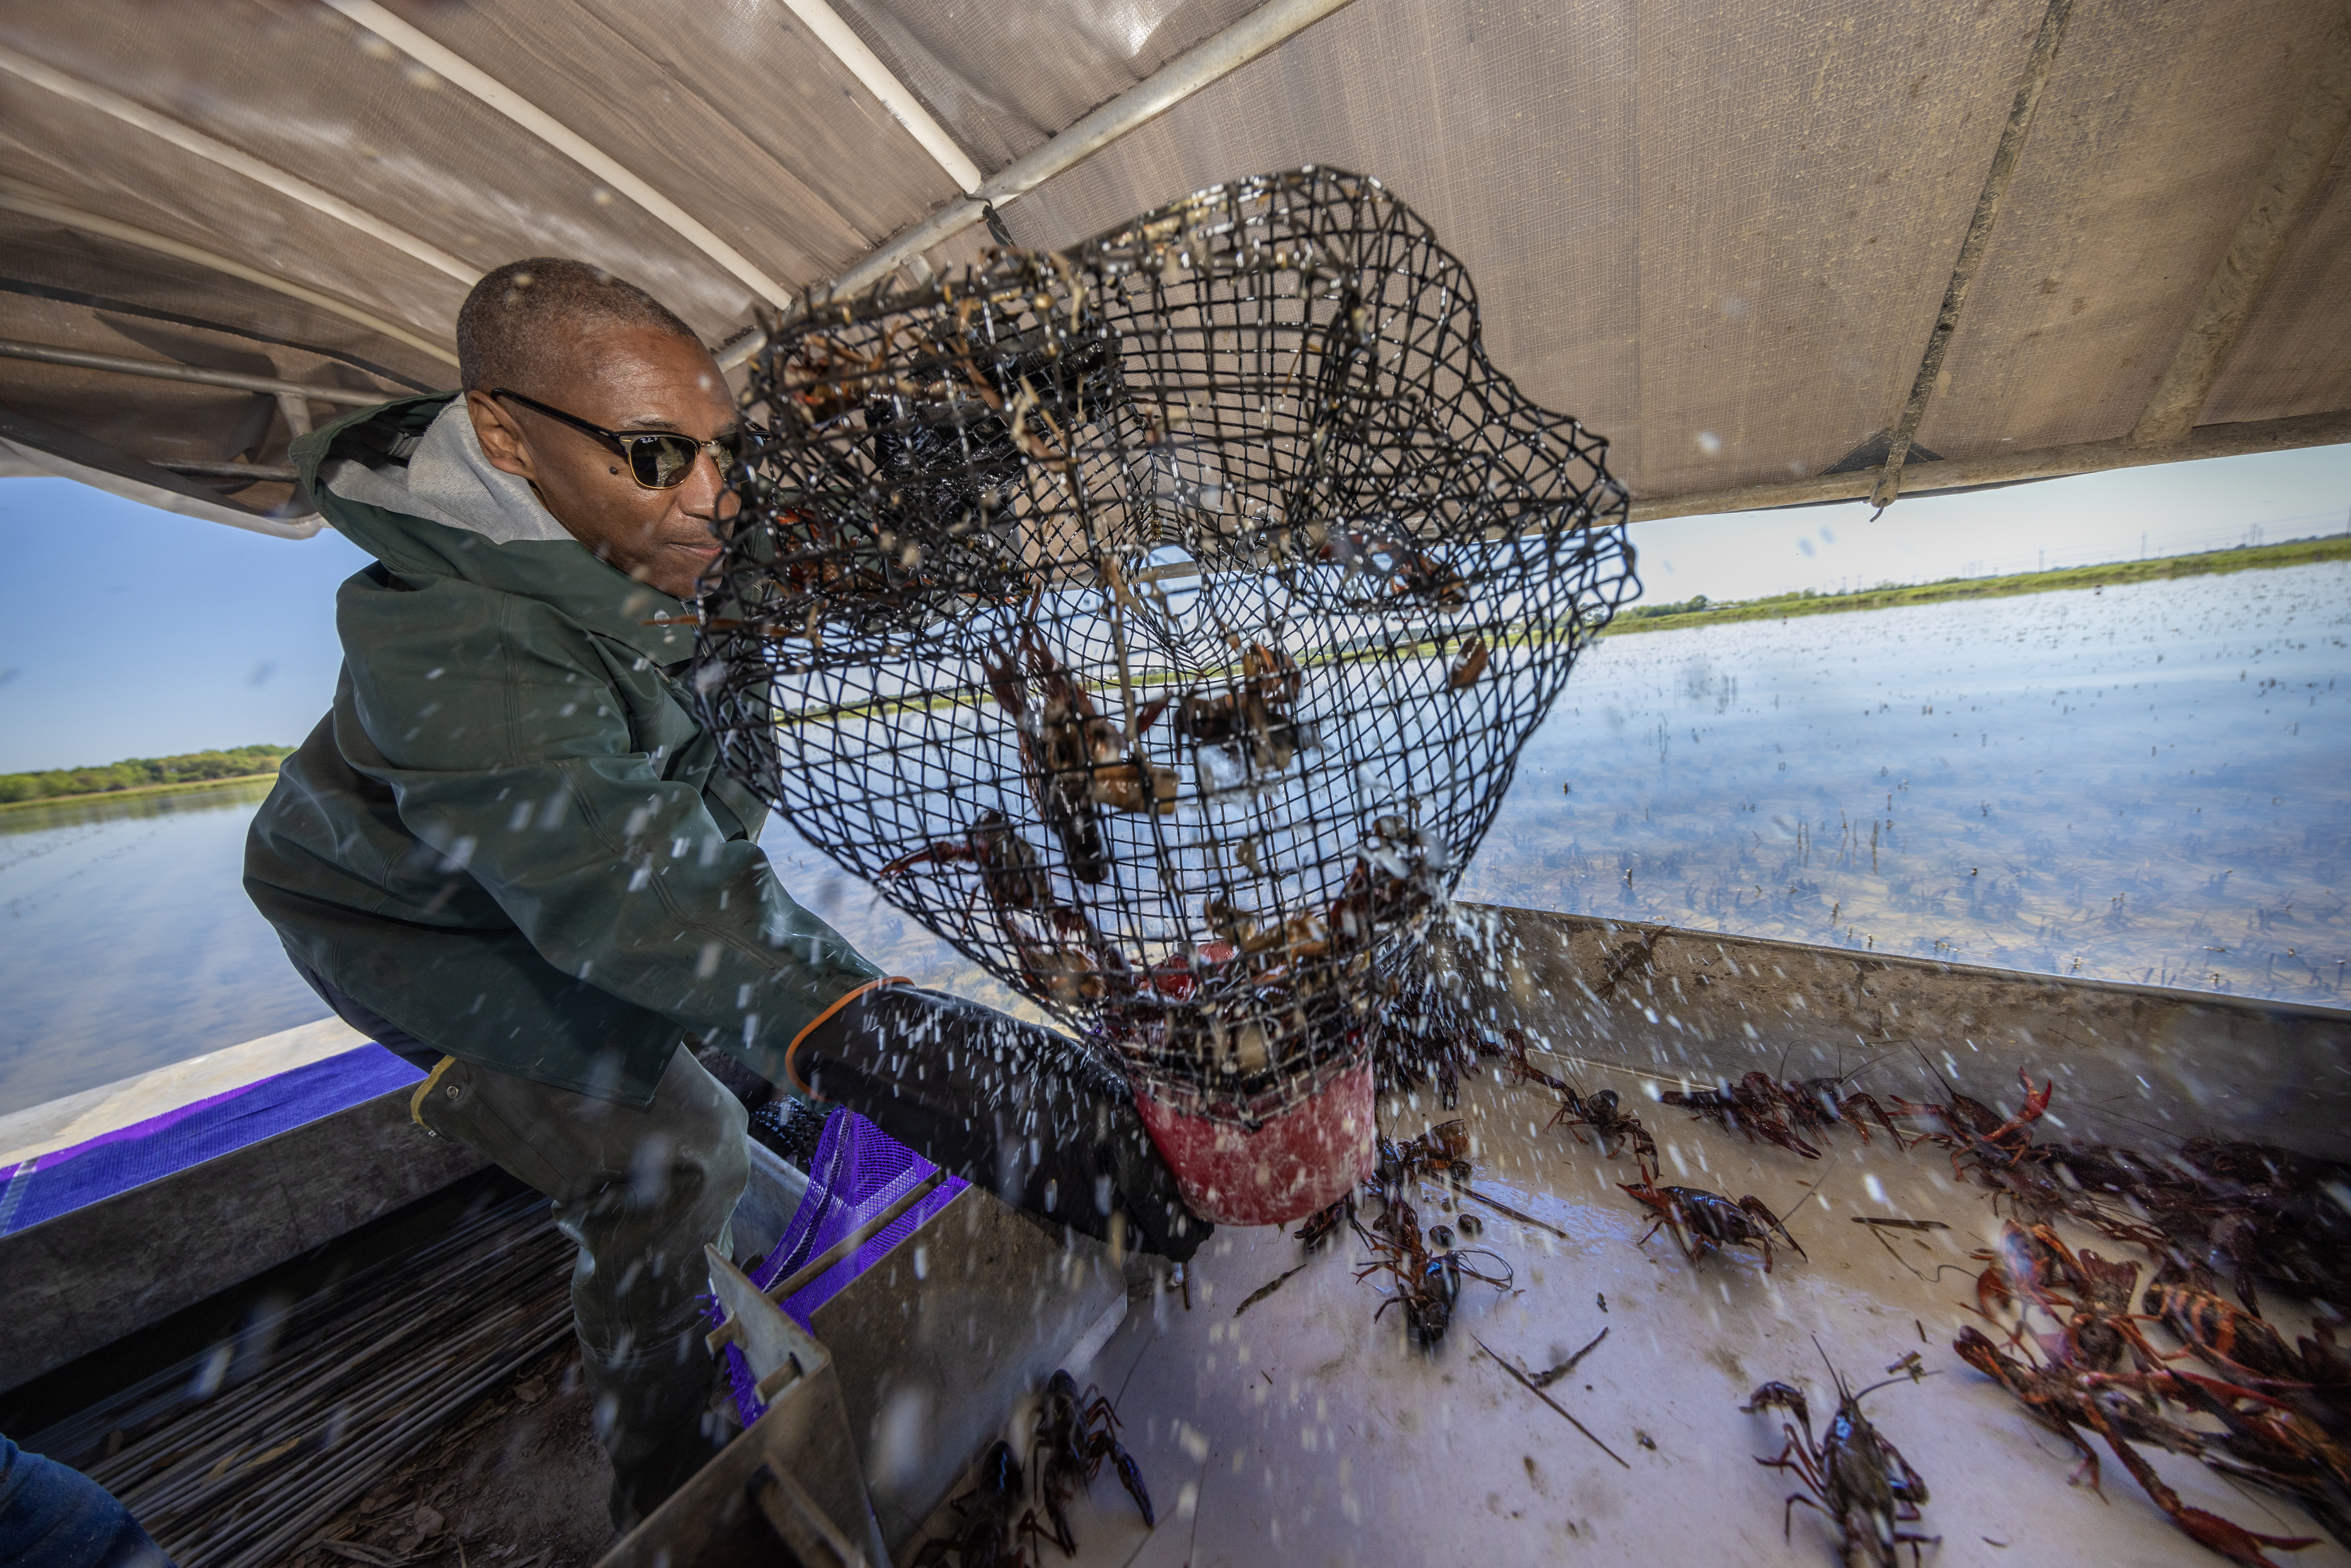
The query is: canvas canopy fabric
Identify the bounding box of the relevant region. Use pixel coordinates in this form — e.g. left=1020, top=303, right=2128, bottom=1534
left=0, top=0, right=2343, bottom=537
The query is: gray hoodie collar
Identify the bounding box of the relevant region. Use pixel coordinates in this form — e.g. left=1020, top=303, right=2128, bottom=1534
left=321, top=399, right=575, bottom=545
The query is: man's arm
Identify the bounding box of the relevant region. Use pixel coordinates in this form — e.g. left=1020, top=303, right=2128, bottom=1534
left=341, top=579, right=880, bottom=1073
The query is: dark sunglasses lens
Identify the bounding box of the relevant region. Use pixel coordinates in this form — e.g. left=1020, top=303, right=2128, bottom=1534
left=629, top=435, right=702, bottom=488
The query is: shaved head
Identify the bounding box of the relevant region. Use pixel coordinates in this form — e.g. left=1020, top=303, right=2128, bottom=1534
left=456, top=257, right=699, bottom=393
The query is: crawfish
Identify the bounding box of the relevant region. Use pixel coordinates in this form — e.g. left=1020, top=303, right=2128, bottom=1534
left=983, top=625, right=1174, bottom=882
left=1028, top=1369, right=1152, bottom=1555
left=880, top=809, right=1052, bottom=913
left=1769, top=1056, right=1908, bottom=1148
left=1375, top=1119, right=1472, bottom=1192
left=1663, top=1071, right=1822, bottom=1160
left=2113, top=1365, right=2351, bottom=1551
left=2141, top=1278, right=2350, bottom=1448
left=1974, top=1220, right=2158, bottom=1372
left=913, top=1439, right=1040, bottom=1568
left=1743, top=1360, right=1935, bottom=1567
left=1502, top=1029, right=1656, bottom=1165
left=1355, top=1189, right=1510, bottom=1347
left=999, top=903, right=1131, bottom=1005
left=1955, top=1328, right=2322, bottom=1567
left=1891, top=1065, right=2052, bottom=1181
left=1313, top=529, right=1469, bottom=608
left=1619, top=1159, right=1804, bottom=1273
left=1295, top=1192, right=1357, bottom=1249
left=1177, top=636, right=1312, bottom=780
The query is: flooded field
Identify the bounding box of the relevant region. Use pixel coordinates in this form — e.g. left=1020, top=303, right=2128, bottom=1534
left=0, top=779, right=324, bottom=1117
left=1, top=561, right=2342, bottom=1117
left=1456, top=561, right=2350, bottom=1003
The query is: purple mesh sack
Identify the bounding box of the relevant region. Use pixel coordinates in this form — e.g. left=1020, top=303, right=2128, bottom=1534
left=713, top=1107, right=967, bottom=1428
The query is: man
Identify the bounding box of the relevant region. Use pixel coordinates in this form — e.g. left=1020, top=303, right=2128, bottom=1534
left=245, top=259, right=1203, bottom=1526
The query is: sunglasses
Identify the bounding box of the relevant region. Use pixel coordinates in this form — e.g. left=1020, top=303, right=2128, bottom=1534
left=492, top=387, right=758, bottom=490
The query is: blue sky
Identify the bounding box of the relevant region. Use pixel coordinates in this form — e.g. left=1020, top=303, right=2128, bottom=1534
left=1, top=444, right=2345, bottom=773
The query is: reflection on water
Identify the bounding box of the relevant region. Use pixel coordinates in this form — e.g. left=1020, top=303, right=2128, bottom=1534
left=3, top=564, right=2340, bottom=1118
left=0, top=779, right=326, bottom=1117
left=1455, top=562, right=2349, bottom=1002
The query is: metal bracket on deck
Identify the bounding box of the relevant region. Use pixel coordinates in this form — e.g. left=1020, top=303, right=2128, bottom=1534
left=597, top=1248, right=890, bottom=1568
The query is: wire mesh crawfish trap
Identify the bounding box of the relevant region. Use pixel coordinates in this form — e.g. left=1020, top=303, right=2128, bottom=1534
left=695, top=167, right=1637, bottom=1221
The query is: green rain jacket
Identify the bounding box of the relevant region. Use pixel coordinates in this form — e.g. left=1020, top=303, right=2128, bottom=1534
left=245, top=393, right=879, bottom=1107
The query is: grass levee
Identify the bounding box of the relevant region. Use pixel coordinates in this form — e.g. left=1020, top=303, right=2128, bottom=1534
left=0, top=744, right=293, bottom=811
left=1599, top=534, right=2351, bottom=637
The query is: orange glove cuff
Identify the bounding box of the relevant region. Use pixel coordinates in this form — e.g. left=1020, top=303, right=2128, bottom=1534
left=783, top=976, right=909, bottom=1097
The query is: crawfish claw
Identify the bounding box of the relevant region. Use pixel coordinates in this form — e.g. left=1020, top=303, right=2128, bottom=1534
left=2172, top=1506, right=2319, bottom=1567
left=1110, top=1445, right=1154, bottom=1526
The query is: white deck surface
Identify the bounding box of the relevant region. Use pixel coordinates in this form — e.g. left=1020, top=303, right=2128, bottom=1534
left=992, top=1056, right=2348, bottom=1568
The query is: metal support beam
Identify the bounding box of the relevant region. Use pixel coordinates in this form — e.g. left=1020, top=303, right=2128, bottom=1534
left=0, top=45, right=479, bottom=286
left=1871, top=0, right=2075, bottom=510
left=0, top=338, right=391, bottom=405
left=2128, top=0, right=2351, bottom=447
left=778, top=0, right=983, bottom=194
left=1632, top=408, right=2351, bottom=523
left=323, top=0, right=794, bottom=309
left=159, top=461, right=302, bottom=483
left=718, top=0, right=1365, bottom=370
left=0, top=180, right=458, bottom=367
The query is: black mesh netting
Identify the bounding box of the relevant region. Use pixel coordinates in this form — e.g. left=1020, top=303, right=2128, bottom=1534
left=694, top=167, right=1637, bottom=1120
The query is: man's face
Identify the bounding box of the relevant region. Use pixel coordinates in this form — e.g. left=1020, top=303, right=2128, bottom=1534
left=466, top=324, right=739, bottom=599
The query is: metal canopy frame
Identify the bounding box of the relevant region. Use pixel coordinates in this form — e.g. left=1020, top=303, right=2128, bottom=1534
left=0, top=44, right=478, bottom=289
left=320, top=0, right=796, bottom=309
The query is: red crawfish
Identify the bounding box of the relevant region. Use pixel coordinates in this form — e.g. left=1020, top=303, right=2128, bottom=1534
left=1890, top=1064, right=2053, bottom=1181
left=1354, top=1189, right=1511, bottom=1348
left=1973, top=1220, right=2159, bottom=1373
left=1374, top=1119, right=1473, bottom=1192
left=880, top=810, right=1130, bottom=1004
left=1312, top=528, right=1469, bottom=608
left=880, top=809, right=1051, bottom=914
left=1769, top=1053, right=1909, bottom=1149
left=1743, top=1354, right=1936, bottom=1567
left=1955, top=1328, right=2322, bottom=1568
left=1176, top=637, right=1310, bottom=778
left=1502, top=1029, right=1656, bottom=1165
left=1619, top=1158, right=1804, bottom=1273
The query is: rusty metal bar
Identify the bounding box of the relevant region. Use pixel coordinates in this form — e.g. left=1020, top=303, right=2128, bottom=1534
left=0, top=338, right=390, bottom=404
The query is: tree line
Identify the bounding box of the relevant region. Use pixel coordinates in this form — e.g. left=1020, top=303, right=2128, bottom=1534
left=0, top=744, right=293, bottom=805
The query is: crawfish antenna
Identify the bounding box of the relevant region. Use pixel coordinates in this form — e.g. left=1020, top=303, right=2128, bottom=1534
left=1848, top=1369, right=1943, bottom=1405
left=1811, top=1332, right=1848, bottom=1399
left=1838, top=1044, right=1903, bottom=1087
left=1774, top=1156, right=1836, bottom=1251
left=1908, top=1042, right=1958, bottom=1098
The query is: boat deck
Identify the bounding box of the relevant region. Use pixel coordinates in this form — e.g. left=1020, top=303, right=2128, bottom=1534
left=990, top=1060, right=2345, bottom=1568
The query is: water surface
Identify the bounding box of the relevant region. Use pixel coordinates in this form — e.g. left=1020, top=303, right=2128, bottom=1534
left=0, top=781, right=323, bottom=1117
left=1455, top=563, right=2350, bottom=1001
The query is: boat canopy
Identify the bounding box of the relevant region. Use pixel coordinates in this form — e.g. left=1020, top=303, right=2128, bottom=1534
left=0, top=0, right=2344, bottom=538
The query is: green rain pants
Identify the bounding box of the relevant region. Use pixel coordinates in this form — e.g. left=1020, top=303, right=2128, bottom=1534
left=410, top=1046, right=748, bottom=1528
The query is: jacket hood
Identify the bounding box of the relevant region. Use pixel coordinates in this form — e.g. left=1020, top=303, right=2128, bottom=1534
left=293, top=394, right=696, bottom=663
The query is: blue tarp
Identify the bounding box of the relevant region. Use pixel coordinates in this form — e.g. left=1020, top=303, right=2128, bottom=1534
left=0, top=1046, right=420, bottom=1238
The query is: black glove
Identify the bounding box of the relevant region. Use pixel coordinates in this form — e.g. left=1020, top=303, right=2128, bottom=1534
left=789, top=983, right=1210, bottom=1263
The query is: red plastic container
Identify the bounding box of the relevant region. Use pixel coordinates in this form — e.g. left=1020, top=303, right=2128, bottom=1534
left=1133, top=1057, right=1375, bottom=1227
